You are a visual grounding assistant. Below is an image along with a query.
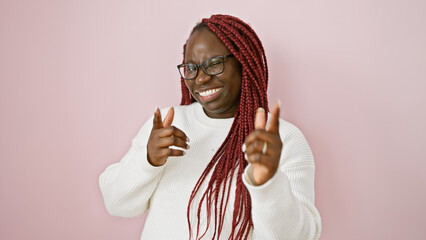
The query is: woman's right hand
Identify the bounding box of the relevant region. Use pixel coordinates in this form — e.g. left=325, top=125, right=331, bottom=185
left=147, top=107, right=190, bottom=166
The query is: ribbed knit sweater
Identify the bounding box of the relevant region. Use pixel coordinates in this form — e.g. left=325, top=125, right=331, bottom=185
left=99, top=102, right=322, bottom=240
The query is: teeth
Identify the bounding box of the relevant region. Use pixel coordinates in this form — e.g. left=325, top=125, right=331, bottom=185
left=199, top=88, right=221, bottom=97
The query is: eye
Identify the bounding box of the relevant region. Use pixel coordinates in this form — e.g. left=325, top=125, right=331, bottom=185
left=204, top=57, right=222, bottom=68
left=185, top=64, right=197, bottom=72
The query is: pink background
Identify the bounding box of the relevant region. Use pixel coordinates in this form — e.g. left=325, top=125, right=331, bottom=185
left=1, top=0, right=425, bottom=239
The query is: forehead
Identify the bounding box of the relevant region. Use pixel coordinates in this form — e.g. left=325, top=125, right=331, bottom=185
left=185, top=28, right=229, bottom=62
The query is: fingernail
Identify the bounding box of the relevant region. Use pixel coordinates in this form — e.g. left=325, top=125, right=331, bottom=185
left=257, top=107, right=265, bottom=113
left=277, top=99, right=281, bottom=108
left=244, top=153, right=248, bottom=160
left=183, top=151, right=186, bottom=156
left=186, top=144, right=190, bottom=149
left=242, top=143, right=246, bottom=152
left=186, top=137, right=190, bottom=143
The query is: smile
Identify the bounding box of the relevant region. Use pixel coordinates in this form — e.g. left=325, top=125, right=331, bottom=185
left=196, top=87, right=223, bottom=102
left=199, top=88, right=222, bottom=97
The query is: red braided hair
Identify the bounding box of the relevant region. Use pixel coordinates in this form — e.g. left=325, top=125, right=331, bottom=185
left=180, top=14, right=269, bottom=240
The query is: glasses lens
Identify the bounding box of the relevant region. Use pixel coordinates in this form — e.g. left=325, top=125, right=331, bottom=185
left=179, top=64, right=197, bottom=79
left=203, top=57, right=224, bottom=75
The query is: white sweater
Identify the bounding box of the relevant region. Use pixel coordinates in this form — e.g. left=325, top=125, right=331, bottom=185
left=99, top=102, right=322, bottom=240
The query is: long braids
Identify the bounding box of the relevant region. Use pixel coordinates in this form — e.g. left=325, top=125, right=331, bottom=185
left=180, top=14, right=269, bottom=239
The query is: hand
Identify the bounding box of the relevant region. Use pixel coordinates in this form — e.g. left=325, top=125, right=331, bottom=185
left=147, top=107, right=189, bottom=166
left=243, top=101, right=282, bottom=185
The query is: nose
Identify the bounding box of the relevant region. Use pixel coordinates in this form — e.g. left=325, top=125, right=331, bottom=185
left=195, top=69, right=211, bottom=84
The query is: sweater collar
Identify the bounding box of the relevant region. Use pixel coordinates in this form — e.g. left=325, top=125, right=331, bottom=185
left=191, top=102, right=235, bottom=129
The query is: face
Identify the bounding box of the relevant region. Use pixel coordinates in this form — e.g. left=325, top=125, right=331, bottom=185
left=184, top=28, right=242, bottom=119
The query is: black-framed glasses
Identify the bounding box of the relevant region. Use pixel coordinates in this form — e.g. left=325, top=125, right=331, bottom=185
left=177, top=54, right=234, bottom=80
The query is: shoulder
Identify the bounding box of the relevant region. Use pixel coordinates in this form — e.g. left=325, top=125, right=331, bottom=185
left=265, top=114, right=307, bottom=140
left=278, top=119, right=307, bottom=140
left=276, top=118, right=315, bottom=168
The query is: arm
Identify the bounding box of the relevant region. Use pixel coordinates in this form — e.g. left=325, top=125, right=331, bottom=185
left=99, top=115, right=165, bottom=217
left=99, top=107, right=189, bottom=217
left=243, top=122, right=322, bottom=239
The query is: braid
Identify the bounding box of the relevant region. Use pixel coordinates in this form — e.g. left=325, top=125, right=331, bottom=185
left=180, top=14, right=269, bottom=239
left=180, top=43, right=196, bottom=105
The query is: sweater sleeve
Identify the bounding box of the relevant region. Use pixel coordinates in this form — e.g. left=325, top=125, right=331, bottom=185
left=99, top=116, right=166, bottom=217
left=242, top=120, right=322, bottom=240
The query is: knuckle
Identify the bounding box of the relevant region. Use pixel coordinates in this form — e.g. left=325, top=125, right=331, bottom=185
left=167, top=149, right=173, bottom=155
left=154, top=129, right=163, bottom=137
left=252, top=141, right=260, bottom=150
left=246, top=144, right=254, bottom=154
left=157, top=149, right=166, bottom=157
left=253, top=130, right=265, bottom=138
left=253, top=130, right=261, bottom=137
left=248, top=153, right=260, bottom=163
left=164, top=126, right=172, bottom=133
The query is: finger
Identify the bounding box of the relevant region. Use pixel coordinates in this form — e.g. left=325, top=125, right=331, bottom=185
left=267, top=100, right=281, bottom=134
left=163, top=107, right=174, bottom=127
left=244, top=129, right=275, bottom=146
left=246, top=152, right=268, bottom=165
left=245, top=140, right=270, bottom=155
left=159, top=148, right=185, bottom=158
left=152, top=108, right=164, bottom=129
left=254, top=107, right=266, bottom=129
left=158, top=126, right=189, bottom=142
left=157, top=136, right=190, bottom=149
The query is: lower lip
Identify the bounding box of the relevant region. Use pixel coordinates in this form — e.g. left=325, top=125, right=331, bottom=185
left=198, top=88, right=224, bottom=102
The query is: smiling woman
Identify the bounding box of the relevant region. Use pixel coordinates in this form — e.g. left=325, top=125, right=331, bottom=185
left=99, top=14, right=322, bottom=240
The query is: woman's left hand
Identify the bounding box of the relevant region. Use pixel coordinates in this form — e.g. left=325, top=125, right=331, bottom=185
left=243, top=101, right=282, bottom=185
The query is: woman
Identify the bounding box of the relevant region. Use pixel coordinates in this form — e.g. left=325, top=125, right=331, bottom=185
left=99, top=14, right=322, bottom=240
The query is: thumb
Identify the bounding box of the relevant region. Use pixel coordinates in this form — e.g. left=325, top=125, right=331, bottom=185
left=254, top=107, right=266, bottom=129
left=162, top=107, right=174, bottom=127
left=152, top=108, right=164, bottom=129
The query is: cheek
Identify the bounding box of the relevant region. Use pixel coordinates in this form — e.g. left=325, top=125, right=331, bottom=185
left=184, top=80, right=197, bottom=98
left=229, top=72, right=242, bottom=92
left=184, top=80, right=192, bottom=91
left=228, top=64, right=242, bottom=90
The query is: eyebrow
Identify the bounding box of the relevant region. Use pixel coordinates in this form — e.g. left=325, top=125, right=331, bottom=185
left=184, top=55, right=228, bottom=64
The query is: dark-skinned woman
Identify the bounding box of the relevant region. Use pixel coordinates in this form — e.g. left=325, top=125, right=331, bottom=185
left=100, top=14, right=322, bottom=240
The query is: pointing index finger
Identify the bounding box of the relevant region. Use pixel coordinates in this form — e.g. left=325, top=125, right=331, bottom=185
left=267, top=100, right=281, bottom=134
left=162, top=107, right=174, bottom=128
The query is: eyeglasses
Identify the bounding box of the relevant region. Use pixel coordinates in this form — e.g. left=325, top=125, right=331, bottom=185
left=177, top=54, right=234, bottom=80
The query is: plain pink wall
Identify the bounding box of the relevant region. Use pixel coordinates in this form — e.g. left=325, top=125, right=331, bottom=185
left=1, top=0, right=425, bottom=239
